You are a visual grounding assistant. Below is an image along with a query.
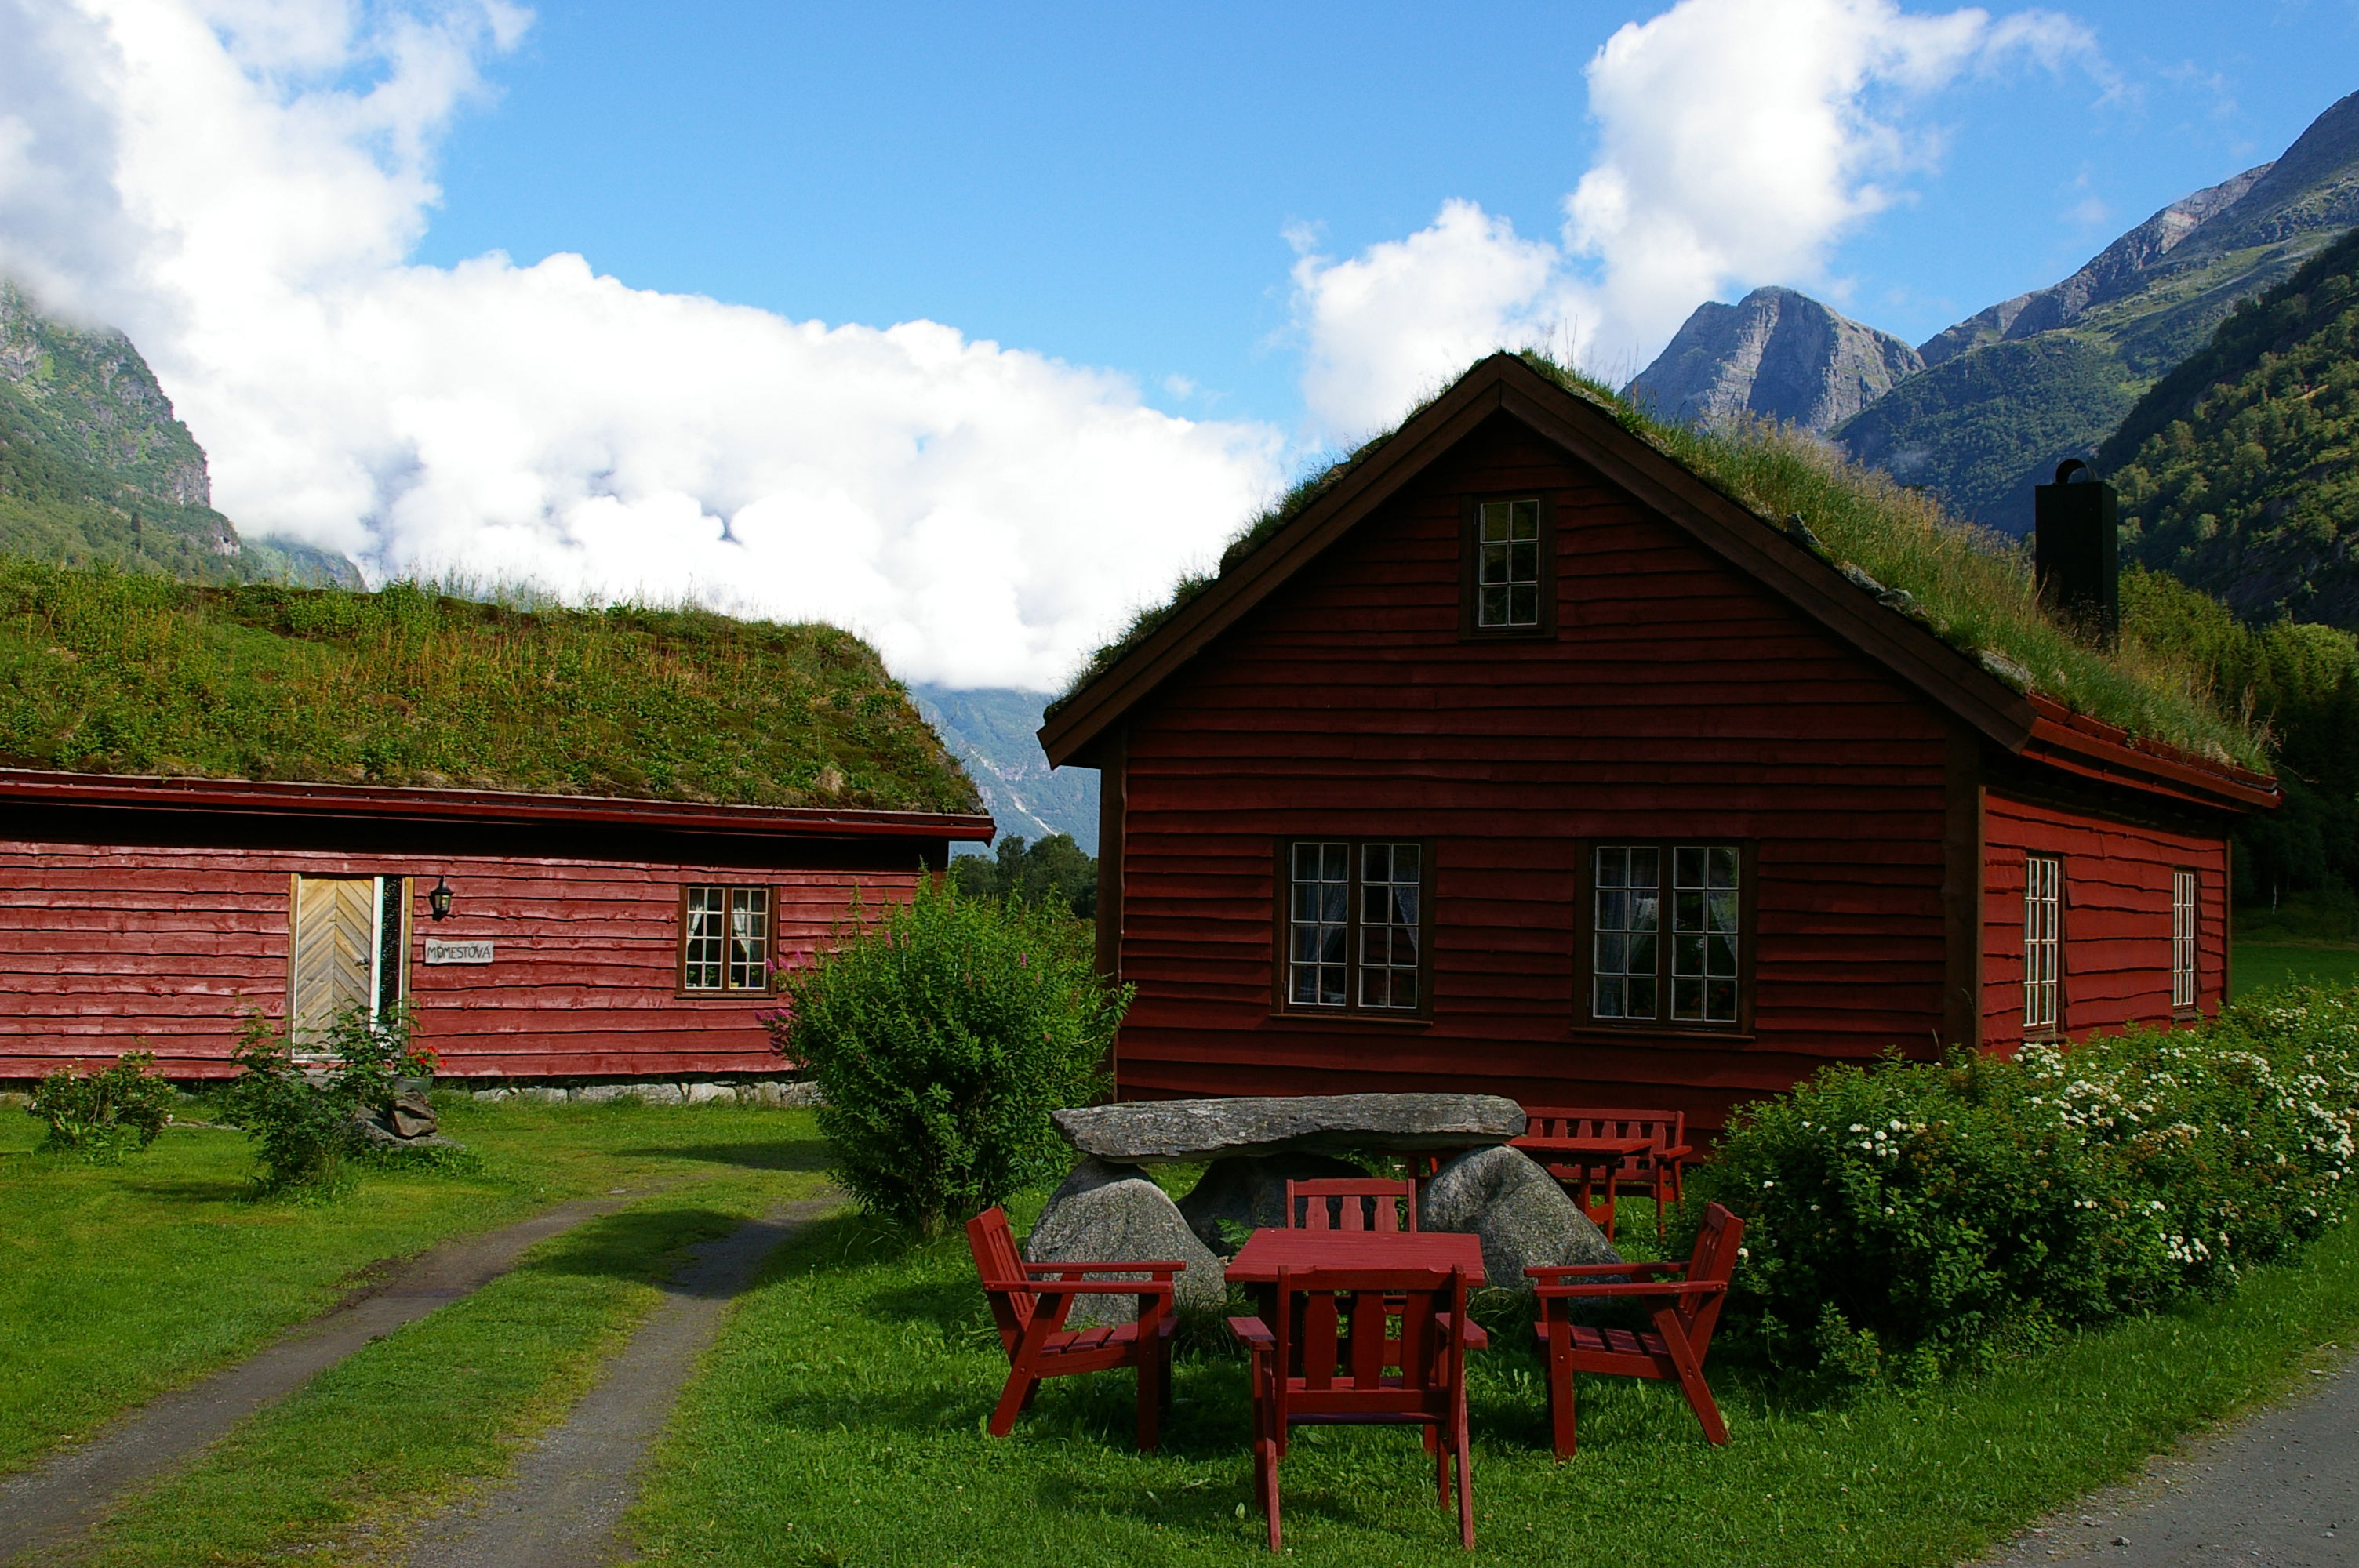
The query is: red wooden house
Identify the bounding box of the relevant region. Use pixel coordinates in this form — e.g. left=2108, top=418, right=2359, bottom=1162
left=1039, top=354, right=2276, bottom=1129
left=0, top=769, right=990, bottom=1086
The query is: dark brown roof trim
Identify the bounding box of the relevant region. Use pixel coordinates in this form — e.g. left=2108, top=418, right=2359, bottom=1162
left=0, top=768, right=998, bottom=841
left=2022, top=695, right=2278, bottom=811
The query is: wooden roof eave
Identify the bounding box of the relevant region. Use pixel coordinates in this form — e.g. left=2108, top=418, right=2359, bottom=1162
left=0, top=767, right=999, bottom=842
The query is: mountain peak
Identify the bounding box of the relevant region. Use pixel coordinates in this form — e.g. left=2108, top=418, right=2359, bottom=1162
left=1626, top=286, right=1923, bottom=434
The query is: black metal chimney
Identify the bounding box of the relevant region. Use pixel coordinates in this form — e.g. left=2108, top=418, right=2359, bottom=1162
left=2034, top=459, right=2118, bottom=644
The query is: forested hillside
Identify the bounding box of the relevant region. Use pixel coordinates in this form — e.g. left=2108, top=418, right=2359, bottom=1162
left=2121, top=568, right=2359, bottom=918
left=2104, top=227, right=2359, bottom=627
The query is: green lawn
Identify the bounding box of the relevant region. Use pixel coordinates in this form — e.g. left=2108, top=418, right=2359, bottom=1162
left=2235, top=941, right=2359, bottom=995
left=627, top=1195, right=2359, bottom=1568
left=0, top=1096, right=828, bottom=1480
left=52, top=1167, right=830, bottom=1568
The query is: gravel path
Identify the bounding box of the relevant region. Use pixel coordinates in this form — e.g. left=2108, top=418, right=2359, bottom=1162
left=0, top=1191, right=642, bottom=1566
left=1984, top=1347, right=2357, bottom=1566
left=402, top=1196, right=834, bottom=1568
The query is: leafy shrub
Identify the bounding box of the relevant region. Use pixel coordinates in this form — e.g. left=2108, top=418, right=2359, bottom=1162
left=767, top=880, right=1127, bottom=1236
left=1694, top=985, right=2359, bottom=1381
left=219, top=1002, right=437, bottom=1193
left=27, top=1051, right=176, bottom=1163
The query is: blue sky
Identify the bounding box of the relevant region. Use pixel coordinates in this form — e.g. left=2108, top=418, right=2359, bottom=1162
left=415, top=2, right=2359, bottom=429
left=5, top=0, right=2352, bottom=686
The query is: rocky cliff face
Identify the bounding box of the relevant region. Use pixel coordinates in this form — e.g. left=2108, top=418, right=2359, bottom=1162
left=1626, top=285, right=1924, bottom=433
left=0, top=280, right=359, bottom=586
left=0, top=282, right=213, bottom=511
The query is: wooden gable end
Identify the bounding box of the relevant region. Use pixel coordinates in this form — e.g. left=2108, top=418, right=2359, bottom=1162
left=1110, top=408, right=1965, bottom=1125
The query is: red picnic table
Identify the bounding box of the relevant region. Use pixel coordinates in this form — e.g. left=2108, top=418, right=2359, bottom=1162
left=1509, top=1134, right=1655, bottom=1240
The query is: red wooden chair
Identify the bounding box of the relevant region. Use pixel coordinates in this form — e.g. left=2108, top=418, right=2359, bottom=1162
left=1285, top=1177, right=1419, bottom=1233
left=1524, top=1201, right=1745, bottom=1457
left=1230, top=1265, right=1480, bottom=1551
left=1516, top=1106, right=1695, bottom=1237
left=965, top=1206, right=1186, bottom=1451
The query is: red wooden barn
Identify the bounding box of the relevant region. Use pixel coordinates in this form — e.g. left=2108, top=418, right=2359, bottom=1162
left=1039, top=353, right=2277, bottom=1129
left=0, top=769, right=990, bottom=1087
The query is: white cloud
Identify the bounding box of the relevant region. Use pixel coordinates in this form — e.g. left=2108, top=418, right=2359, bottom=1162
left=1292, top=0, right=2099, bottom=440
left=0, top=0, right=1282, bottom=689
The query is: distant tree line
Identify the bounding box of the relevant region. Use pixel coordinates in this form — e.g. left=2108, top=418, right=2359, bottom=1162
left=948, top=833, right=1097, bottom=919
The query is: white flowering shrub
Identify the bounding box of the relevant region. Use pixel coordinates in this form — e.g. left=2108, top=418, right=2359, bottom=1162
left=1692, top=984, right=2359, bottom=1381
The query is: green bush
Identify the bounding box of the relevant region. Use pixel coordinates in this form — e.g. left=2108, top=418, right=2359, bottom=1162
left=219, top=1002, right=436, bottom=1193
left=26, top=1051, right=176, bottom=1163
left=1694, top=985, right=2359, bottom=1381
left=767, top=880, right=1127, bottom=1236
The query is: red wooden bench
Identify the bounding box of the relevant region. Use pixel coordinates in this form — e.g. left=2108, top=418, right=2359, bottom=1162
left=1514, top=1106, right=1694, bottom=1237
left=1525, top=1200, right=1745, bottom=1457
left=1230, top=1265, right=1480, bottom=1550
left=965, top=1206, right=1185, bottom=1451
left=1284, top=1176, right=1419, bottom=1232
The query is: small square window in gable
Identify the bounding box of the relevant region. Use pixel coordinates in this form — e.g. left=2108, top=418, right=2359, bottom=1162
left=1460, top=493, right=1556, bottom=638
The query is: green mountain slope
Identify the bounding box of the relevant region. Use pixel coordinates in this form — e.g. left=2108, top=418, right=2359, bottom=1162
left=0, top=557, right=980, bottom=812
left=0, top=281, right=358, bottom=586
left=2102, top=227, right=2359, bottom=627
left=1836, top=89, right=2359, bottom=532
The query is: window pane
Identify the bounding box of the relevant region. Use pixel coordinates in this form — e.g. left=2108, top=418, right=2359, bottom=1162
left=1670, top=845, right=1741, bottom=1022
left=683, top=885, right=725, bottom=990
left=2023, top=855, right=2061, bottom=1031
left=1474, top=497, right=1542, bottom=628
left=726, top=888, right=770, bottom=991
left=1289, top=841, right=1350, bottom=1009
left=1592, top=845, right=1659, bottom=1020
left=1358, top=841, right=1421, bottom=1011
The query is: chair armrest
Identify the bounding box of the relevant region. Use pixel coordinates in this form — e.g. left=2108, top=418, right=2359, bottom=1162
left=1022, top=1260, right=1187, bottom=1279
left=1532, top=1279, right=1728, bottom=1301
left=1434, top=1312, right=1488, bottom=1351
left=1657, top=1144, right=1695, bottom=1161
left=1525, top=1261, right=1685, bottom=1281
left=1025, top=1278, right=1178, bottom=1298
left=1228, top=1316, right=1275, bottom=1348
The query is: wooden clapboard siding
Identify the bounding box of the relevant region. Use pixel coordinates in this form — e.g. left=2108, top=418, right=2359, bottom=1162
left=1979, top=790, right=2230, bottom=1049
left=1109, top=414, right=1957, bottom=1131
left=0, top=833, right=938, bottom=1080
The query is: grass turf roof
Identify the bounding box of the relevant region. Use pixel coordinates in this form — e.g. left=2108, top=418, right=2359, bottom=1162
left=1056, top=351, right=2266, bottom=772
left=0, top=557, right=983, bottom=815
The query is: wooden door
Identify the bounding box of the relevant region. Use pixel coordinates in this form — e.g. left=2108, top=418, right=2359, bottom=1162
left=290, top=876, right=386, bottom=1046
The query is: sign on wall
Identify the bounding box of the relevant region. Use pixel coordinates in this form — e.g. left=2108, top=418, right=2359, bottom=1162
left=423, top=938, right=495, bottom=966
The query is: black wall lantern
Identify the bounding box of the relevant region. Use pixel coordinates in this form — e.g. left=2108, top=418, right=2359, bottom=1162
left=427, top=877, right=455, bottom=922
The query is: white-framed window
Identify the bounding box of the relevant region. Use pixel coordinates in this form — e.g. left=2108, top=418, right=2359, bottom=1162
left=681, top=885, right=772, bottom=993
left=2172, top=869, right=2199, bottom=1011
left=1473, top=498, right=1543, bottom=630
left=1590, top=843, right=1744, bottom=1026
left=1282, top=840, right=1427, bottom=1013
left=2024, top=854, right=2061, bottom=1034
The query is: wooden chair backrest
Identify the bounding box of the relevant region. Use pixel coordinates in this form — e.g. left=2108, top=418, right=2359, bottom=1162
left=1285, top=1178, right=1419, bottom=1233
left=1521, top=1105, right=1684, bottom=1172
left=965, top=1206, right=1035, bottom=1352
left=1270, top=1266, right=1466, bottom=1417
left=1679, top=1202, right=1745, bottom=1359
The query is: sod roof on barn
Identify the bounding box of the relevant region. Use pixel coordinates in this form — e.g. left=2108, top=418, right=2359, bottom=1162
left=0, top=557, right=983, bottom=815
left=1051, top=351, right=2266, bottom=774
